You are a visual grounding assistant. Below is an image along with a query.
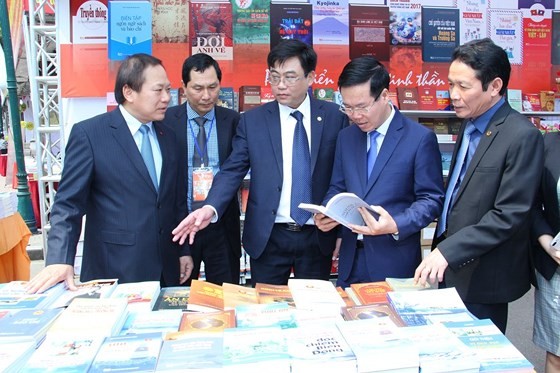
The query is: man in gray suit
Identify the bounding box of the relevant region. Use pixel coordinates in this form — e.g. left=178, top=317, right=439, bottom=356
left=414, top=38, right=544, bottom=333
left=27, top=54, right=193, bottom=294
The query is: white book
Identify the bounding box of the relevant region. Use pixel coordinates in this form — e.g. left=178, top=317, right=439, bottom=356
left=0, top=341, right=36, bottom=373
left=298, top=192, right=378, bottom=228
left=288, top=279, right=346, bottom=316
left=109, top=281, right=161, bottom=312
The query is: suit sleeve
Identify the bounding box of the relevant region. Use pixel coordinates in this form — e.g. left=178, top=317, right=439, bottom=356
left=46, top=124, right=94, bottom=265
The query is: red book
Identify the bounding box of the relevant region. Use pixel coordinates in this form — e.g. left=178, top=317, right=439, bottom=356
left=396, top=87, right=420, bottom=110
left=418, top=87, right=437, bottom=110
left=350, top=281, right=392, bottom=305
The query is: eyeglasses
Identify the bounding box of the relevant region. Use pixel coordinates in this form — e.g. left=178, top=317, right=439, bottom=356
left=339, top=99, right=377, bottom=116
left=267, top=74, right=304, bottom=86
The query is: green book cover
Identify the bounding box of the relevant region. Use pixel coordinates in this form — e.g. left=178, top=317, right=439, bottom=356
left=232, top=0, right=270, bottom=44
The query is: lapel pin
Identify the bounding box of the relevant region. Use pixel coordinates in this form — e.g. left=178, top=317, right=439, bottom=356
left=486, top=130, right=492, bottom=136
left=317, top=116, right=322, bottom=122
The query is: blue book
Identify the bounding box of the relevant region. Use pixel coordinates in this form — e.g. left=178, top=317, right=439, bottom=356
left=108, top=0, right=152, bottom=61
left=218, top=87, right=235, bottom=110
left=421, top=6, right=460, bottom=62
left=0, top=308, right=63, bottom=346
left=156, top=333, right=223, bottom=371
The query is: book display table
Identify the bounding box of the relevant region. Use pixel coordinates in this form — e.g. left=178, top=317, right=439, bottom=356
left=0, top=213, right=31, bottom=282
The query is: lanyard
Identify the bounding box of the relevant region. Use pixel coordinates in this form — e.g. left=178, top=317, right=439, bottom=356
left=188, top=116, right=215, bottom=164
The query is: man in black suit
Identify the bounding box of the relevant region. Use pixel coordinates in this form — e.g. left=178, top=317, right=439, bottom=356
left=27, top=54, right=193, bottom=294
left=162, top=53, right=241, bottom=285
left=173, top=40, right=348, bottom=285
left=414, top=38, right=544, bottom=332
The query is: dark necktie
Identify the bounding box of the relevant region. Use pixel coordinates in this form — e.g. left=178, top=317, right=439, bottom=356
left=437, top=122, right=477, bottom=237
left=290, top=110, right=312, bottom=226
left=193, top=117, right=209, bottom=167
left=138, top=124, right=158, bottom=190
left=367, top=131, right=380, bottom=181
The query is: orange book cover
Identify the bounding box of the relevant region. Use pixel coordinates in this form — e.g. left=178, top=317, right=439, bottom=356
left=188, top=280, right=224, bottom=311
left=177, top=309, right=236, bottom=333
left=336, top=286, right=356, bottom=308
left=350, top=281, right=392, bottom=305
left=222, top=283, right=258, bottom=309
left=341, top=303, right=406, bottom=327
left=255, top=283, right=295, bottom=308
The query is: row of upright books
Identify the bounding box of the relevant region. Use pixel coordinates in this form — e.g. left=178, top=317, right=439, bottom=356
left=0, top=278, right=534, bottom=372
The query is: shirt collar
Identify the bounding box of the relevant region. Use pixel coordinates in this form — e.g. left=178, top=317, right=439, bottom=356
left=186, top=102, right=215, bottom=122
left=368, top=102, right=395, bottom=137
left=278, top=94, right=311, bottom=122
left=470, top=97, right=505, bottom=134
left=119, top=105, right=152, bottom=134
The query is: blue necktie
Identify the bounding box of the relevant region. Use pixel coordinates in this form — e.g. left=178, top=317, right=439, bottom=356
left=437, top=123, right=477, bottom=237
left=367, top=131, right=381, bottom=181
left=139, top=124, right=158, bottom=190
left=290, top=110, right=312, bottom=226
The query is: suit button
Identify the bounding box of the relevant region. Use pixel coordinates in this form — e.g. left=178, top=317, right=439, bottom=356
left=157, top=204, right=161, bottom=209
left=272, top=210, right=276, bottom=215
left=277, top=187, right=281, bottom=192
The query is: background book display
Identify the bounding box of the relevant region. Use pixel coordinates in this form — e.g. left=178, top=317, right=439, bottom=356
left=348, top=4, right=389, bottom=61
left=421, top=6, right=459, bottom=62
left=107, top=0, right=152, bottom=60
left=190, top=0, right=234, bottom=60
left=270, top=1, right=313, bottom=50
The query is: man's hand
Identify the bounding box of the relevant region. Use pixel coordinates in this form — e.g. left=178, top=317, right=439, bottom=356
left=172, top=206, right=215, bottom=245
left=179, top=255, right=194, bottom=285
left=414, top=248, right=449, bottom=286
left=25, top=264, right=76, bottom=294
left=349, top=206, right=398, bottom=236
left=314, top=213, right=339, bottom=232
left=539, top=234, right=560, bottom=266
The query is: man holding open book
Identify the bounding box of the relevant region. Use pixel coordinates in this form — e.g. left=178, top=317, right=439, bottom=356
left=315, top=57, right=444, bottom=288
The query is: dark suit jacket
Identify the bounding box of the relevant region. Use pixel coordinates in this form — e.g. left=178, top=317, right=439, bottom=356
left=326, top=109, right=444, bottom=283
left=46, top=108, right=189, bottom=285
left=205, top=98, right=348, bottom=259
left=434, top=102, right=544, bottom=303
left=162, top=104, right=241, bottom=260
left=532, top=132, right=560, bottom=281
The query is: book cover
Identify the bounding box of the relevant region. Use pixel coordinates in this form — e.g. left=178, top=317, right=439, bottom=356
left=71, top=0, right=108, bottom=44
left=421, top=6, right=459, bottom=63
left=488, top=9, right=523, bottom=65
left=235, top=302, right=297, bottom=329
left=156, top=333, right=223, bottom=371
left=89, top=332, right=163, bottom=373
left=348, top=4, right=390, bottom=61
left=217, top=87, right=235, bottom=110
left=270, top=1, right=313, bottom=50
left=0, top=308, right=63, bottom=346
left=541, top=90, right=555, bottom=111
left=507, top=89, right=523, bottom=112
left=349, top=281, right=392, bottom=305
left=396, top=86, right=420, bottom=110
left=110, top=281, right=161, bottom=312
left=173, top=309, right=236, bottom=335
left=188, top=279, right=224, bottom=311
left=337, top=318, right=419, bottom=373
left=456, top=0, right=487, bottom=45
left=232, top=0, right=270, bottom=44
left=49, top=278, right=119, bottom=308
left=313, top=88, right=335, bottom=102
left=336, top=286, right=356, bottom=307
left=443, top=319, right=534, bottom=372
left=418, top=86, right=437, bottom=110
left=255, top=283, right=295, bottom=307
left=433, top=118, right=449, bottom=134
left=288, top=279, right=346, bottom=315
left=341, top=302, right=406, bottom=327
left=388, top=2, right=421, bottom=46
left=0, top=281, right=66, bottom=310
left=21, top=335, right=105, bottom=373
left=222, top=283, right=259, bottom=309
left=522, top=92, right=541, bottom=111
left=47, top=298, right=129, bottom=337
left=223, top=327, right=291, bottom=372
left=190, top=1, right=234, bottom=60
left=119, top=309, right=183, bottom=335
left=108, top=0, right=152, bottom=61
left=387, top=287, right=475, bottom=327
left=152, top=286, right=190, bottom=311
left=284, top=323, right=356, bottom=373
left=239, top=85, right=261, bottom=112
left=312, top=0, right=349, bottom=45
left=400, top=323, right=480, bottom=373
left=436, top=89, right=452, bottom=110
left=152, top=0, right=189, bottom=43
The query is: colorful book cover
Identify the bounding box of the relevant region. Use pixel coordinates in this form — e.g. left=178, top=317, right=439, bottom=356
left=341, top=303, right=406, bottom=327
left=436, top=89, right=452, bottom=110
left=397, top=86, right=420, bottom=110
left=313, top=87, right=334, bottom=102
left=235, top=302, right=297, bottom=329
left=156, top=333, right=223, bottom=371
left=349, top=281, right=392, bottom=305
left=232, top=0, right=270, bottom=44
left=0, top=308, right=63, bottom=345
left=49, top=278, right=119, bottom=308
left=521, top=3, right=552, bottom=62
left=217, top=87, right=235, bottom=110
left=488, top=9, right=523, bottom=65
left=456, top=0, right=487, bottom=45
left=119, top=309, right=183, bottom=335
left=108, top=0, right=152, bottom=61
left=312, top=0, right=349, bottom=45
left=388, top=0, right=422, bottom=45
left=109, top=281, right=161, bottom=312
left=222, top=283, right=259, bottom=309
left=188, top=279, right=224, bottom=311
left=255, top=283, right=295, bottom=307
left=0, top=281, right=66, bottom=310
left=507, top=88, right=523, bottom=112
left=152, top=0, right=189, bottom=43
left=421, top=6, right=459, bottom=63
left=348, top=4, right=390, bottom=61
left=71, top=0, right=108, bottom=44
left=238, top=85, right=261, bottom=112
left=443, top=319, right=534, bottom=372
left=418, top=86, right=438, bottom=110
left=152, top=286, right=190, bottom=311
left=175, top=309, right=236, bottom=334
left=270, top=1, right=313, bottom=50
left=522, top=92, right=541, bottom=111
left=190, top=1, right=234, bottom=60
left=89, top=332, right=163, bottom=373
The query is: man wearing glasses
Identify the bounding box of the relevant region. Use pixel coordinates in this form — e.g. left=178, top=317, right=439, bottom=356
left=172, top=40, right=348, bottom=285
left=314, top=57, right=444, bottom=288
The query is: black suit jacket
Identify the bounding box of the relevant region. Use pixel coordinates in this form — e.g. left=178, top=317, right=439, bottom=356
left=46, top=108, right=189, bottom=285
left=162, top=103, right=241, bottom=260
left=532, top=132, right=560, bottom=280
left=434, top=102, right=544, bottom=303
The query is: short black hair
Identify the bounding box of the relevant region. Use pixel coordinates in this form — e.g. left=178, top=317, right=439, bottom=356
left=451, top=38, right=510, bottom=96
left=338, top=57, right=389, bottom=99
left=267, top=40, right=317, bottom=75
left=182, top=53, right=222, bottom=85
left=114, top=54, right=164, bottom=105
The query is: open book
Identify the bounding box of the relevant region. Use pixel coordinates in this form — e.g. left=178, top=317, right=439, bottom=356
left=298, top=192, right=378, bottom=228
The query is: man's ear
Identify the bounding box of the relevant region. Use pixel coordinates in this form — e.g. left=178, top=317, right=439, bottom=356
left=122, top=84, right=134, bottom=103
left=490, top=77, right=503, bottom=97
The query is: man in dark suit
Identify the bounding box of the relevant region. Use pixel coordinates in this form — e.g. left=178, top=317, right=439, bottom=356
left=27, top=54, right=193, bottom=294
left=314, top=57, right=444, bottom=288
left=162, top=53, right=241, bottom=285
left=414, top=38, right=544, bottom=333
left=173, top=40, right=348, bottom=285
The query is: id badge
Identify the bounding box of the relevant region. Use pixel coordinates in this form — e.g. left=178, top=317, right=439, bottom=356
left=193, top=167, right=214, bottom=201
